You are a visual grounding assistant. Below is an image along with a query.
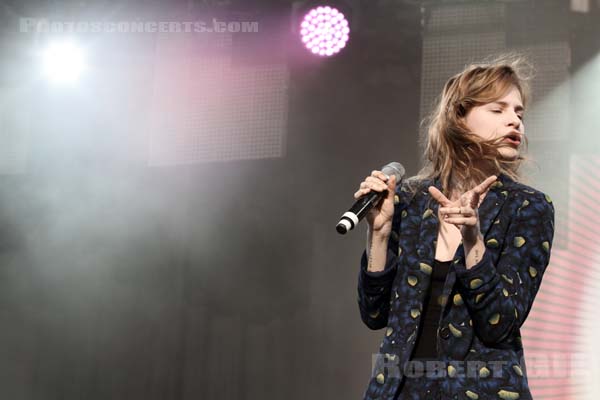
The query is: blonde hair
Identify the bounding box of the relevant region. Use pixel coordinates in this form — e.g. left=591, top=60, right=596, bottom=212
left=413, top=55, right=533, bottom=196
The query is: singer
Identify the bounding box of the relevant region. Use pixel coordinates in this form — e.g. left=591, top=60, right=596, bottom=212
left=355, top=57, right=554, bottom=399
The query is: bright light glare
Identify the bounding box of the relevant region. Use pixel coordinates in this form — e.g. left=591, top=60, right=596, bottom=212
left=42, top=40, right=86, bottom=84
left=300, top=6, right=350, bottom=57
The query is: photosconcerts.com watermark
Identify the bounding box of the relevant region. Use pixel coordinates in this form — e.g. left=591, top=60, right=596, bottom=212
left=19, top=18, right=259, bottom=34
left=372, top=352, right=600, bottom=379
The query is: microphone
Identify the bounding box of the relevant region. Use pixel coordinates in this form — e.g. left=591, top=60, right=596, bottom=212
left=336, top=162, right=405, bottom=235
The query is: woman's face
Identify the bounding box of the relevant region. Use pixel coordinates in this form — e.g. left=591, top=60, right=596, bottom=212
left=463, top=85, right=524, bottom=161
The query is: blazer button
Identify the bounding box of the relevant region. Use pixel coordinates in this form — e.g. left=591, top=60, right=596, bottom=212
left=439, top=326, right=450, bottom=339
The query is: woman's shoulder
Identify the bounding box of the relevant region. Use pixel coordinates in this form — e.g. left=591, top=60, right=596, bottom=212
left=502, top=177, right=549, bottom=199
left=398, top=175, right=434, bottom=193
left=501, top=178, right=554, bottom=212
left=394, top=176, right=434, bottom=207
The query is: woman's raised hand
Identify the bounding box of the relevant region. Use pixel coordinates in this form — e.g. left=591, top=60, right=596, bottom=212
left=428, top=175, right=497, bottom=245
left=354, top=170, right=397, bottom=237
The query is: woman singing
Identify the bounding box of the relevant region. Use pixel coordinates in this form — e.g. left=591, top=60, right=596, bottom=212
left=354, top=57, right=555, bottom=399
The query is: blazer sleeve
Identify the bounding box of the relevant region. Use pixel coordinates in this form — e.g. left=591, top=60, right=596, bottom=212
left=357, top=246, right=398, bottom=330
left=356, top=186, right=408, bottom=330
left=453, top=191, right=555, bottom=345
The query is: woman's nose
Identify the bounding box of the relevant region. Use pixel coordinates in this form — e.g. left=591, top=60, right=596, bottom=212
left=507, top=113, right=522, bottom=128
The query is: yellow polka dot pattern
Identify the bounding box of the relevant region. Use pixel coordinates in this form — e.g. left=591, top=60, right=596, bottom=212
left=447, top=365, right=457, bottom=378
left=542, top=241, right=550, bottom=252
left=465, top=390, right=479, bottom=399
left=488, top=313, right=500, bottom=325
left=479, top=367, right=490, bottom=378
left=497, top=389, right=520, bottom=399
left=453, top=294, right=463, bottom=306
left=513, top=364, right=523, bottom=376
left=470, top=278, right=483, bottom=289
left=448, top=323, right=462, bottom=338
left=486, top=238, right=499, bottom=248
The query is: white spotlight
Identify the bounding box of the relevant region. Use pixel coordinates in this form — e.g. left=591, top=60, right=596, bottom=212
left=42, top=40, right=86, bottom=84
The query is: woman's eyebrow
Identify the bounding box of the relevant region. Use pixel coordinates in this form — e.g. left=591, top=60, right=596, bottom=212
left=492, top=101, right=524, bottom=112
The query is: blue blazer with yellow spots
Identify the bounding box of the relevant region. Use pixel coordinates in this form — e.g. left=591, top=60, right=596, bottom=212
left=357, top=174, right=554, bottom=400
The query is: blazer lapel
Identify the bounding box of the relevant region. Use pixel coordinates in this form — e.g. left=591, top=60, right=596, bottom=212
left=477, top=173, right=511, bottom=238
left=415, top=179, right=440, bottom=263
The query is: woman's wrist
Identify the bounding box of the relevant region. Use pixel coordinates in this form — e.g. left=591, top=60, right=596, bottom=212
left=464, top=235, right=485, bottom=269
left=366, top=227, right=391, bottom=272
left=367, top=221, right=392, bottom=241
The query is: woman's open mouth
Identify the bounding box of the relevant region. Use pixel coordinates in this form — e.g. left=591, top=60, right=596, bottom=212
left=503, top=133, right=521, bottom=146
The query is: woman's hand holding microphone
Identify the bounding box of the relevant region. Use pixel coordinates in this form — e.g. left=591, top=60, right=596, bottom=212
left=353, top=170, right=397, bottom=272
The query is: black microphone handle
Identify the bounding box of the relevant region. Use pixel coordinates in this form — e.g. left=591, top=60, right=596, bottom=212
left=336, top=190, right=384, bottom=234
left=336, top=162, right=405, bottom=235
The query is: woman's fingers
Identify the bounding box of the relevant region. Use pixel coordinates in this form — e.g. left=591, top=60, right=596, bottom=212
left=431, top=175, right=497, bottom=207
left=463, top=191, right=480, bottom=209
left=444, top=216, right=478, bottom=226
left=440, top=205, right=478, bottom=227
left=385, top=175, right=396, bottom=199
left=353, top=189, right=369, bottom=198
left=439, top=206, right=475, bottom=217
left=371, top=170, right=389, bottom=182
left=428, top=186, right=451, bottom=206
left=459, top=176, right=495, bottom=207
left=472, top=175, right=498, bottom=194
left=433, top=176, right=495, bottom=230
left=365, top=176, right=389, bottom=191
left=353, top=170, right=392, bottom=199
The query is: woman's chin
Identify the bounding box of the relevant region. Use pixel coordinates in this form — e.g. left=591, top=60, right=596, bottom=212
left=498, top=147, right=520, bottom=161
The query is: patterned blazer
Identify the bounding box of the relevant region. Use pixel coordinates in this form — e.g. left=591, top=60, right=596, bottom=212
left=357, top=173, right=555, bottom=400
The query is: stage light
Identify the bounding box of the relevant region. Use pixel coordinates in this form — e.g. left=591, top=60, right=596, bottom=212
left=299, top=5, right=350, bottom=57
left=42, top=40, right=86, bottom=84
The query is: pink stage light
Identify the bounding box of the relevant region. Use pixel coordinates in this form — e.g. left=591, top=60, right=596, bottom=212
left=299, top=6, right=350, bottom=57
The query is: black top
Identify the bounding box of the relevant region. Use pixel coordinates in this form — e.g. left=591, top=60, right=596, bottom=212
left=412, top=259, right=451, bottom=359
